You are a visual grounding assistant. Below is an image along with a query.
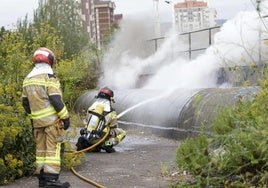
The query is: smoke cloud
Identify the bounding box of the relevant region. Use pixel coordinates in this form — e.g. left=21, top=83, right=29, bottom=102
left=98, top=1, right=268, bottom=90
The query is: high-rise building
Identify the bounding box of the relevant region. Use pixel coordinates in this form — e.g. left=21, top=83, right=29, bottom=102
left=94, top=0, right=116, bottom=48
left=77, top=0, right=120, bottom=48
left=77, top=0, right=96, bottom=44
left=174, top=0, right=217, bottom=32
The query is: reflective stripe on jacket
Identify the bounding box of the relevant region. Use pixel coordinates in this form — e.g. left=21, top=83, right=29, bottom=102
left=22, top=73, right=69, bottom=127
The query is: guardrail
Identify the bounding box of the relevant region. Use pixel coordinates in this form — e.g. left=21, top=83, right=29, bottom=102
left=147, top=26, right=221, bottom=60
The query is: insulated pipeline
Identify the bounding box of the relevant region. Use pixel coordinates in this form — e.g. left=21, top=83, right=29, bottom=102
left=74, top=87, right=259, bottom=138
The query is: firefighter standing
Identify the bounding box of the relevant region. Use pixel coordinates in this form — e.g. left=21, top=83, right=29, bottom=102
left=76, top=87, right=126, bottom=153
left=22, top=47, right=70, bottom=188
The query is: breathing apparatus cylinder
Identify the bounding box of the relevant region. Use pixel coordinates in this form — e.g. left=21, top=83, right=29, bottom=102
left=86, top=104, right=105, bottom=132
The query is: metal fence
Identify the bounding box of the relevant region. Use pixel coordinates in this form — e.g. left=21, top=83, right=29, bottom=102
left=147, top=26, right=221, bottom=60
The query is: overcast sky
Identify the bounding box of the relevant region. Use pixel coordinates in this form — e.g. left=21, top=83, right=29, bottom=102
left=113, top=0, right=256, bottom=19
left=0, top=0, right=256, bottom=29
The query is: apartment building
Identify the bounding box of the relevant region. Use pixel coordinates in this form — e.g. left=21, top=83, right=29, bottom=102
left=174, top=0, right=217, bottom=32
left=94, top=1, right=116, bottom=48
left=78, top=0, right=119, bottom=48
left=78, top=0, right=96, bottom=43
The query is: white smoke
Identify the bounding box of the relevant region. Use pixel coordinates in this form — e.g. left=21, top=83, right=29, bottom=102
left=98, top=1, right=268, bottom=90
left=212, top=11, right=268, bottom=67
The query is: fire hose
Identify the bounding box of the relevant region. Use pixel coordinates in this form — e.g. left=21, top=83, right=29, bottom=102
left=68, top=126, right=111, bottom=188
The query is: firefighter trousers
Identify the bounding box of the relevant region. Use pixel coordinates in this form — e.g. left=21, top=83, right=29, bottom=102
left=33, top=124, right=64, bottom=175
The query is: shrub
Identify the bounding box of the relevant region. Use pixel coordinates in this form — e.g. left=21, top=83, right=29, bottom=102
left=175, top=80, right=268, bottom=187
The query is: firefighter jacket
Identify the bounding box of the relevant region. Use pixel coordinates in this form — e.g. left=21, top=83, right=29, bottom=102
left=85, top=98, right=126, bottom=146
left=87, top=98, right=118, bottom=128
left=22, top=63, right=69, bottom=128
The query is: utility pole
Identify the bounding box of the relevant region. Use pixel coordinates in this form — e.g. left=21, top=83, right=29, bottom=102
left=257, top=0, right=262, bottom=67
left=165, top=0, right=175, bottom=31
left=153, top=0, right=161, bottom=38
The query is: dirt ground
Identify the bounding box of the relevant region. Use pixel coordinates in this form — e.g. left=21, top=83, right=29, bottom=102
left=3, top=127, right=184, bottom=188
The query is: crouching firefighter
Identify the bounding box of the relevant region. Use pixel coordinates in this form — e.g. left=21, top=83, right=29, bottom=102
left=22, top=47, right=70, bottom=188
left=76, top=87, right=126, bottom=153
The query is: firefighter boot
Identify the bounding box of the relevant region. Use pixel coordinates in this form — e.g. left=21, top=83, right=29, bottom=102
left=37, top=169, right=46, bottom=187
left=42, top=173, right=70, bottom=188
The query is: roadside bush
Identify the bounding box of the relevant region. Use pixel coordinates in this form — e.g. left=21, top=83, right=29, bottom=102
left=174, top=78, right=268, bottom=187
left=0, top=119, right=35, bottom=185
left=0, top=30, right=36, bottom=185
left=55, top=53, right=99, bottom=110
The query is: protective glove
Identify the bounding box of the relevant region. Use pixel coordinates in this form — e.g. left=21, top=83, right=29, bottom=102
left=62, top=118, right=70, bottom=130
left=80, top=128, right=87, bottom=135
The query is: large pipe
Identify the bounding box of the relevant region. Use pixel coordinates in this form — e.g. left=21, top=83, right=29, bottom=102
left=74, top=87, right=259, bottom=138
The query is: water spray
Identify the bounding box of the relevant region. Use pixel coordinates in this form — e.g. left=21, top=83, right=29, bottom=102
left=117, top=89, right=175, bottom=119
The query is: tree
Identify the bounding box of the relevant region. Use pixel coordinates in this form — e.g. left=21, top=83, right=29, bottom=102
left=33, top=0, right=89, bottom=59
